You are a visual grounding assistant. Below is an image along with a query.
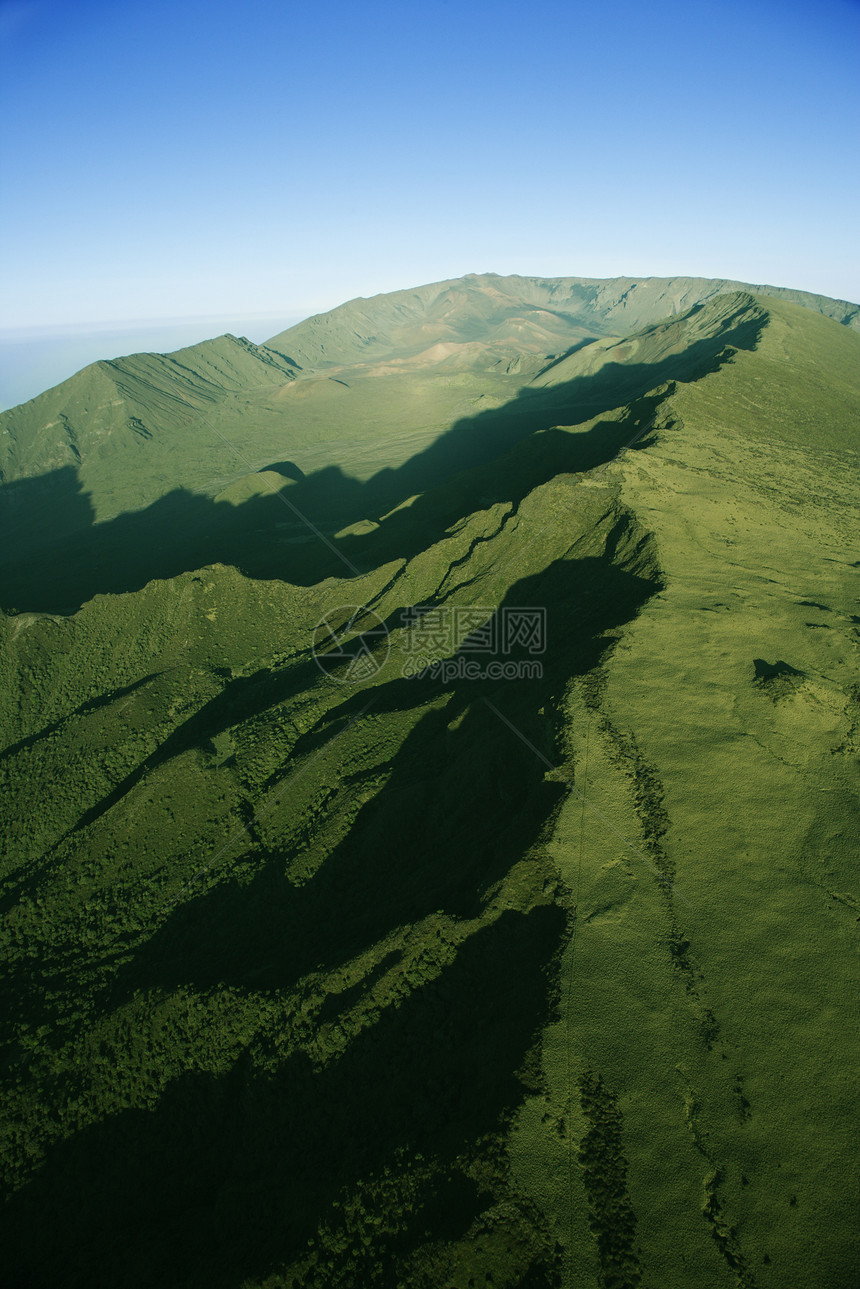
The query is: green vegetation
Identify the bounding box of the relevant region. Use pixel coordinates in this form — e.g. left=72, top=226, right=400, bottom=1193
left=0, top=275, right=858, bottom=1287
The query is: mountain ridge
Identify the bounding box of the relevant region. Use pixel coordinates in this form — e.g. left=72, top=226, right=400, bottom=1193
left=2, top=273, right=856, bottom=540
left=0, top=269, right=859, bottom=1288
left=0, top=290, right=775, bottom=608
left=265, top=271, right=860, bottom=372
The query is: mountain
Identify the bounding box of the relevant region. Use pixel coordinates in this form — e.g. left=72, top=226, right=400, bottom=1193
left=0, top=274, right=858, bottom=1289
left=2, top=273, right=857, bottom=555
left=265, top=271, right=860, bottom=371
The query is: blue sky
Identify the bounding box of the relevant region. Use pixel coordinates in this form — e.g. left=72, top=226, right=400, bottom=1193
left=1, top=0, right=859, bottom=338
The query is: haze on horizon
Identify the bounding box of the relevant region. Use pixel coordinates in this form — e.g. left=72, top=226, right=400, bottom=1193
left=0, top=0, right=858, bottom=407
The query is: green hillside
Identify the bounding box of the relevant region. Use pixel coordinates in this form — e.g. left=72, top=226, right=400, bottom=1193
left=265, top=272, right=860, bottom=372
left=0, top=277, right=858, bottom=1289
left=1, top=272, right=857, bottom=561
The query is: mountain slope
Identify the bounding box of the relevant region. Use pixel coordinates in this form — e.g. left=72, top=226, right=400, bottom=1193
left=0, top=333, right=299, bottom=482
left=266, top=271, right=860, bottom=371
left=513, top=298, right=860, bottom=1288
left=0, top=291, right=768, bottom=614
left=0, top=334, right=302, bottom=554
left=1, top=273, right=856, bottom=545
left=0, top=283, right=858, bottom=1289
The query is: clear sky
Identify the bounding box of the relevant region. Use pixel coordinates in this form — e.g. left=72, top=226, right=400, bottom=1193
left=1, top=0, right=859, bottom=335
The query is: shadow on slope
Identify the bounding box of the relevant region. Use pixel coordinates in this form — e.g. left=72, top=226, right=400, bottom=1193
left=0, top=296, right=761, bottom=615
left=1, top=543, right=660, bottom=1288
left=111, top=552, right=656, bottom=995
left=365, top=294, right=764, bottom=508
left=4, top=910, right=562, bottom=1289
left=0, top=465, right=94, bottom=563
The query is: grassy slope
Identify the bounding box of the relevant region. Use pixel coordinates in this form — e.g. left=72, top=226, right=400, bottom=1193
left=0, top=334, right=299, bottom=478
left=0, top=485, right=656, bottom=1288
left=2, top=272, right=856, bottom=556
left=0, top=295, right=857, bottom=1288
left=0, top=293, right=768, bottom=615
left=511, top=299, right=860, bottom=1289
left=266, top=274, right=860, bottom=371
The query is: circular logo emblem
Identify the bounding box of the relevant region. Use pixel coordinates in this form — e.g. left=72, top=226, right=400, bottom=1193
left=312, top=605, right=390, bottom=683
